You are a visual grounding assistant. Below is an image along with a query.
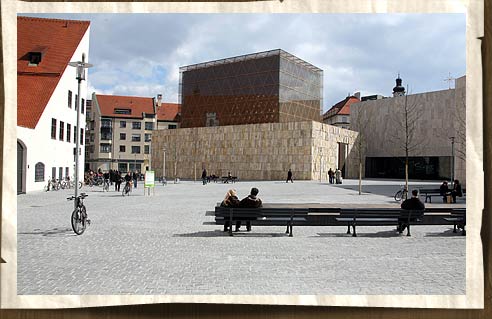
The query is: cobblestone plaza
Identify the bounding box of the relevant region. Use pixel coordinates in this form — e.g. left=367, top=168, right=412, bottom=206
left=17, top=180, right=465, bottom=295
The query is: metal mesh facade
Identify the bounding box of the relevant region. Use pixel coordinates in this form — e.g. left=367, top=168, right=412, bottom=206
left=179, top=49, right=323, bottom=128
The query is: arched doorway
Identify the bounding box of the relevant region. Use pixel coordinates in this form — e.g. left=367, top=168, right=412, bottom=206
left=17, top=140, right=27, bottom=194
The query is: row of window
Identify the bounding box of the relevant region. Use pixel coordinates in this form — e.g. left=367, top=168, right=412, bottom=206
left=102, top=119, right=154, bottom=130
left=115, top=133, right=152, bottom=142
left=34, top=163, right=70, bottom=182
left=67, top=90, right=85, bottom=114
left=98, top=144, right=150, bottom=154
left=51, top=118, right=84, bottom=145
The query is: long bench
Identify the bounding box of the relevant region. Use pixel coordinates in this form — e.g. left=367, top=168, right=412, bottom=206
left=211, top=205, right=466, bottom=237
left=335, top=209, right=424, bottom=237
left=214, top=206, right=308, bottom=236
left=419, top=188, right=466, bottom=203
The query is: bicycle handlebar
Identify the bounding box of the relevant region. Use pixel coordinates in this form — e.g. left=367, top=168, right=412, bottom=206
left=67, top=193, right=88, bottom=201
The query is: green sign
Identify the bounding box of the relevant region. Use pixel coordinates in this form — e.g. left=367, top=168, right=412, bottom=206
left=144, top=171, right=155, bottom=188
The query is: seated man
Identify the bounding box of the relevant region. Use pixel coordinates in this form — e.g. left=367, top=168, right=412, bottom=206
left=440, top=181, right=450, bottom=203
left=399, top=189, right=425, bottom=233
left=237, top=187, right=263, bottom=232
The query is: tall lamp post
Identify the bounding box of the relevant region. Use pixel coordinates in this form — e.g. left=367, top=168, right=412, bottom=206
left=450, top=136, right=455, bottom=186
left=162, top=147, right=166, bottom=180
left=68, top=59, right=92, bottom=209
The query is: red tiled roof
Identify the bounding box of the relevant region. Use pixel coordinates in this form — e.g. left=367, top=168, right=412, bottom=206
left=156, top=103, right=181, bottom=121
left=95, top=94, right=155, bottom=118
left=17, top=16, right=90, bottom=129
left=323, top=96, right=360, bottom=119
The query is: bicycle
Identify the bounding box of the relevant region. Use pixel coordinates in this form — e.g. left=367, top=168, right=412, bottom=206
left=67, top=193, right=90, bottom=235
left=103, top=179, right=110, bottom=192
left=394, top=185, right=408, bottom=202
left=44, top=177, right=54, bottom=191
left=122, top=181, right=132, bottom=196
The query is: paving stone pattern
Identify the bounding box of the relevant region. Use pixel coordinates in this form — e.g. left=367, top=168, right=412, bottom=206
left=17, top=180, right=465, bottom=295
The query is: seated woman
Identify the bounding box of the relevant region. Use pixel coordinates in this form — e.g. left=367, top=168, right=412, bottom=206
left=440, top=181, right=449, bottom=203
left=451, top=180, right=463, bottom=203
left=220, top=189, right=240, bottom=232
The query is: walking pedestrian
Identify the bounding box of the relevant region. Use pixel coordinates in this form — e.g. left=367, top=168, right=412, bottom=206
left=286, top=169, right=293, bottom=183
left=328, top=168, right=334, bottom=184
left=202, top=168, right=207, bottom=185
left=133, top=171, right=138, bottom=189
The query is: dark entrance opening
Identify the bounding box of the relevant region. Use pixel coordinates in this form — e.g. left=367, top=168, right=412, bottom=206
left=17, top=140, right=27, bottom=194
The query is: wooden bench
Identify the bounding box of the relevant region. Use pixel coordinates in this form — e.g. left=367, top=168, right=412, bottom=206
left=335, top=209, right=424, bottom=237
left=214, top=206, right=308, bottom=236
left=443, top=208, right=466, bottom=235
left=419, top=188, right=466, bottom=203
left=221, top=176, right=238, bottom=183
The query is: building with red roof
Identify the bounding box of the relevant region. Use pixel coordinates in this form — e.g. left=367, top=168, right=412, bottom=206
left=17, top=16, right=90, bottom=193
left=86, top=94, right=180, bottom=173
left=322, top=95, right=360, bottom=129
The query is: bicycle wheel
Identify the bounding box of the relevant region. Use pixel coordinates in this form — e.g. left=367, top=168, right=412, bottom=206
left=79, top=181, right=83, bottom=189
left=394, top=190, right=403, bottom=202
left=71, top=207, right=86, bottom=235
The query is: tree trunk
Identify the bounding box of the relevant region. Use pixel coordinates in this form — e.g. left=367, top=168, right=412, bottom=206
left=405, top=158, right=409, bottom=199
left=359, top=162, right=362, bottom=195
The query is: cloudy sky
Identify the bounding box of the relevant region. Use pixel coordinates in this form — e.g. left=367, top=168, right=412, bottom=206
left=23, top=13, right=465, bottom=111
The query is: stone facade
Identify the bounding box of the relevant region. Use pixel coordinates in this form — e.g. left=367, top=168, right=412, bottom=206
left=151, top=121, right=357, bottom=181
left=348, top=76, right=466, bottom=184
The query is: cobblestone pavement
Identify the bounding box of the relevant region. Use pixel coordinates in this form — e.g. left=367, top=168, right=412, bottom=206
left=17, top=180, right=465, bottom=295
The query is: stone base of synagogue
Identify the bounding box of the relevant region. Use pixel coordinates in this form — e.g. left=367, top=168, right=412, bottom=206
left=151, top=121, right=358, bottom=181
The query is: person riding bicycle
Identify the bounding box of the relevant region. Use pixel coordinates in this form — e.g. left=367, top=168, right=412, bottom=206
left=124, top=171, right=132, bottom=192
left=103, top=171, right=110, bottom=189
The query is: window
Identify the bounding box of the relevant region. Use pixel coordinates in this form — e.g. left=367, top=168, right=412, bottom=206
left=101, top=119, right=112, bottom=128
left=90, top=134, right=94, bottom=142
left=68, top=90, right=72, bottom=108
left=81, top=98, right=85, bottom=114
left=66, top=124, right=71, bottom=142
left=168, top=124, right=177, bottom=129
left=65, top=167, right=69, bottom=178
left=132, top=122, right=141, bottom=130
left=114, top=108, right=132, bottom=115
left=80, top=129, right=84, bottom=145
left=51, top=167, right=56, bottom=180
left=89, top=145, right=95, bottom=153
left=59, top=121, right=64, bottom=140
left=144, top=145, right=150, bottom=154
left=100, top=143, right=111, bottom=153
left=131, top=146, right=141, bottom=154
left=51, top=118, right=57, bottom=139
left=59, top=167, right=63, bottom=180
left=75, top=94, right=78, bottom=111
left=120, top=133, right=126, bottom=140
left=120, top=121, right=126, bottom=128
left=131, top=134, right=141, bottom=142
left=74, top=125, right=77, bottom=143
left=145, top=122, right=154, bottom=130
left=34, top=162, right=45, bottom=182
left=120, top=145, right=126, bottom=152
left=342, top=116, right=348, bottom=123
left=144, top=133, right=151, bottom=142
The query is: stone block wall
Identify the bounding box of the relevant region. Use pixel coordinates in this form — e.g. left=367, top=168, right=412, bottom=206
left=151, top=121, right=357, bottom=181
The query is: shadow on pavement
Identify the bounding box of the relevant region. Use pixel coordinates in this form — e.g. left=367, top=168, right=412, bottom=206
left=424, top=229, right=466, bottom=237
left=315, top=229, right=402, bottom=238
left=18, top=227, right=76, bottom=237
left=174, top=230, right=290, bottom=238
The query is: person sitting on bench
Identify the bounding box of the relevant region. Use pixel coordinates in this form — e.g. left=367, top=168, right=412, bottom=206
left=220, top=189, right=240, bottom=232
left=440, top=181, right=449, bottom=203
left=451, top=179, right=463, bottom=203
left=237, top=187, right=263, bottom=232
left=399, top=189, right=425, bottom=233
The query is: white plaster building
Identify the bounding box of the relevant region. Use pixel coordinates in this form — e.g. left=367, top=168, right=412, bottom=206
left=17, top=17, right=90, bottom=193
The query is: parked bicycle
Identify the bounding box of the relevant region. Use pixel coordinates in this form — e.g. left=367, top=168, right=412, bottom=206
left=394, top=185, right=408, bottom=202
left=67, top=193, right=90, bottom=235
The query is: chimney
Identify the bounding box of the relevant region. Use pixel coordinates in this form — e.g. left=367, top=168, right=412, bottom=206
left=354, top=92, right=361, bottom=100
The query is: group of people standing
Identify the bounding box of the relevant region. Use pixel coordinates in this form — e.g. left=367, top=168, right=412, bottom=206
left=439, top=180, right=463, bottom=203
left=91, top=169, right=141, bottom=192
left=220, top=187, right=263, bottom=232
left=328, top=168, right=342, bottom=184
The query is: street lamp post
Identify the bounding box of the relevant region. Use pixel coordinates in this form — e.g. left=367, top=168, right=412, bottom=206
left=68, top=59, right=92, bottom=210
left=162, top=147, right=166, bottom=180
left=450, top=136, right=455, bottom=186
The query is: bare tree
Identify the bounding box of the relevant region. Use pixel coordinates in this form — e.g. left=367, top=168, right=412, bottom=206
left=389, top=90, right=425, bottom=197
left=351, top=105, right=373, bottom=195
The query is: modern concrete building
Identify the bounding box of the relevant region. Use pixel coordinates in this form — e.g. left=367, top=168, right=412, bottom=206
left=348, top=76, right=466, bottom=183
left=179, top=49, right=323, bottom=128
left=17, top=16, right=90, bottom=193
left=152, top=121, right=357, bottom=181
